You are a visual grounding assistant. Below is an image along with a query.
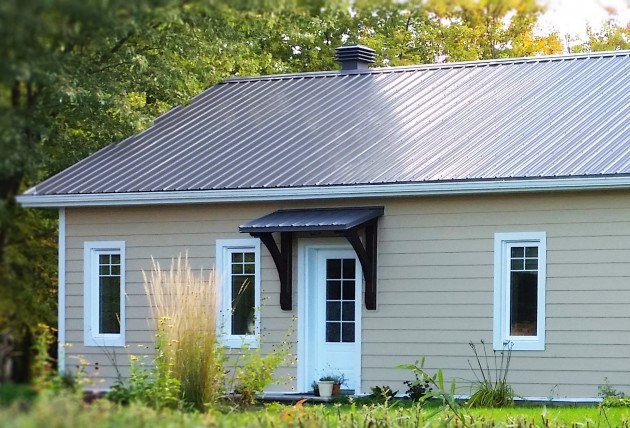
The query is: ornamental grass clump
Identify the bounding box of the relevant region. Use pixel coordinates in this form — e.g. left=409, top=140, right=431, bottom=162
left=143, top=255, right=226, bottom=410
left=466, top=340, right=515, bottom=408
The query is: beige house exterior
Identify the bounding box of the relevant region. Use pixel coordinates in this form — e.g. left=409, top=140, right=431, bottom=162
left=19, top=47, right=630, bottom=400
left=57, top=189, right=630, bottom=399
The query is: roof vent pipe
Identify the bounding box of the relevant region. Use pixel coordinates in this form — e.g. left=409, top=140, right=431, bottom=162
left=335, top=45, right=376, bottom=71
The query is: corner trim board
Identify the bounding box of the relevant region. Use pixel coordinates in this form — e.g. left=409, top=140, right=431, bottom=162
left=58, top=208, right=66, bottom=373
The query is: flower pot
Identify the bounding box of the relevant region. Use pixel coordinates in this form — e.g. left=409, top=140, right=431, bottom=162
left=332, top=383, right=341, bottom=396
left=317, top=380, right=334, bottom=398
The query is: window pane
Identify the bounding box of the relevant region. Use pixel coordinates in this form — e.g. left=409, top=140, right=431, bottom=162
left=244, top=252, right=255, bottom=263
left=525, top=247, right=538, bottom=257
left=231, top=275, right=255, bottom=335
left=327, top=280, right=341, bottom=300
left=232, top=263, right=244, bottom=274
left=99, top=254, right=109, bottom=264
left=326, top=322, right=340, bottom=342
left=342, top=281, right=355, bottom=300
left=510, top=259, right=524, bottom=270
left=327, top=259, right=341, bottom=279
left=341, top=323, right=355, bottom=343
left=342, top=302, right=355, bottom=321
left=99, top=265, right=110, bottom=275
left=99, top=276, right=120, bottom=334
left=511, top=247, right=524, bottom=257
left=232, top=253, right=243, bottom=263
left=342, top=259, right=355, bottom=279
left=326, top=302, right=341, bottom=321
left=243, top=261, right=255, bottom=274
left=510, top=272, right=538, bottom=336
left=524, top=258, right=538, bottom=270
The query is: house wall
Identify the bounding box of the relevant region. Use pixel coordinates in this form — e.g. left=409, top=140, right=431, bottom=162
left=63, top=190, right=630, bottom=398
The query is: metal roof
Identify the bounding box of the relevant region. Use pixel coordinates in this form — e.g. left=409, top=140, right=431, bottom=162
left=25, top=50, right=630, bottom=197
left=239, top=206, right=384, bottom=233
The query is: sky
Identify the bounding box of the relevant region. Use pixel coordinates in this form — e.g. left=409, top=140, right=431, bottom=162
left=537, top=0, right=630, bottom=39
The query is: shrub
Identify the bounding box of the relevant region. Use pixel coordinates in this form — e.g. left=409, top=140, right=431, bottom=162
left=466, top=340, right=515, bottom=408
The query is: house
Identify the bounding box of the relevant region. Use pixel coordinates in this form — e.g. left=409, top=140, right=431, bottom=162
left=18, top=45, right=630, bottom=400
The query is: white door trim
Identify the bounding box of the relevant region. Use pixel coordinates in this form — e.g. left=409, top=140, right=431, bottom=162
left=297, top=238, right=362, bottom=393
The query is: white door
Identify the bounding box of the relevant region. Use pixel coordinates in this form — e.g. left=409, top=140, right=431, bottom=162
left=300, top=244, right=362, bottom=393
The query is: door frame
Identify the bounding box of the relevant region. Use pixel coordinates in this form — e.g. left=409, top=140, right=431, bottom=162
left=297, top=237, right=362, bottom=393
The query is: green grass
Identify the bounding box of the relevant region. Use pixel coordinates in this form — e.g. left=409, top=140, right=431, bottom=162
left=0, top=383, right=36, bottom=406
left=2, top=392, right=630, bottom=427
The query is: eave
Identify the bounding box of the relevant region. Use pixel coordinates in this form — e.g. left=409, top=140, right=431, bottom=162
left=16, top=176, right=630, bottom=208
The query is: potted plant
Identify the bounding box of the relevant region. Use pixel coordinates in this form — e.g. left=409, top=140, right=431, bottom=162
left=318, top=373, right=346, bottom=397
left=317, top=377, right=335, bottom=398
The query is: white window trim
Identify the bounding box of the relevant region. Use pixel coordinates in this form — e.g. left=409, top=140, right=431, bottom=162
left=493, top=232, right=546, bottom=351
left=216, top=238, right=261, bottom=348
left=84, top=241, right=126, bottom=347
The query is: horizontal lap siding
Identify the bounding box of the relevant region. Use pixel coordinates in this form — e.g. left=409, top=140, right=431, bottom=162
left=64, top=191, right=630, bottom=398
left=366, top=192, right=630, bottom=399
left=64, top=203, right=296, bottom=390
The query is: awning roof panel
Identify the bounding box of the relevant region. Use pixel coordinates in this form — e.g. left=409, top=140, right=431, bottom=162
left=239, top=206, right=384, bottom=233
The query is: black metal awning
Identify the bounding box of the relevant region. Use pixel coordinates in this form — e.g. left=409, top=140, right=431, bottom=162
left=239, top=207, right=384, bottom=310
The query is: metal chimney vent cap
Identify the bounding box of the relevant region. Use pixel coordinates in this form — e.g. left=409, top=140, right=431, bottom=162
left=335, top=45, right=376, bottom=70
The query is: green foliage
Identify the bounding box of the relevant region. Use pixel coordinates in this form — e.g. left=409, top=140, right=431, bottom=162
left=107, top=321, right=181, bottom=410
left=402, top=370, right=433, bottom=402
left=466, top=340, right=515, bottom=408
left=396, top=357, right=465, bottom=423
left=571, top=21, right=630, bottom=53
left=598, top=377, right=625, bottom=399
left=229, top=341, right=292, bottom=407
left=0, top=383, right=36, bottom=406
left=601, top=396, right=630, bottom=408
left=369, top=385, right=399, bottom=403
left=31, top=323, right=86, bottom=394
left=318, top=372, right=346, bottom=385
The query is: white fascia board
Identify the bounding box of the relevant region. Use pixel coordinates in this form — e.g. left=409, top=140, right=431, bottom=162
left=16, top=176, right=630, bottom=208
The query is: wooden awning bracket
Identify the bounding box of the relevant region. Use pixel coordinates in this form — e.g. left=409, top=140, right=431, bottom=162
left=251, top=219, right=378, bottom=311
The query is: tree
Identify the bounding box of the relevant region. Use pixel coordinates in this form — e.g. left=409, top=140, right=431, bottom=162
left=425, top=0, right=562, bottom=60
left=0, top=0, right=563, bottom=380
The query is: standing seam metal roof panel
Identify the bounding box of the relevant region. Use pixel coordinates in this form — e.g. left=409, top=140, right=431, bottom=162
left=27, top=50, right=630, bottom=196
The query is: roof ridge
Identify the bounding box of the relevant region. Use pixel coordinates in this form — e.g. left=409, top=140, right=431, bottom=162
left=223, top=49, right=630, bottom=83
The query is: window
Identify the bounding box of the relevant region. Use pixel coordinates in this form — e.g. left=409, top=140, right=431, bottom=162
left=216, top=239, right=261, bottom=348
left=493, top=232, right=546, bottom=351
left=84, top=241, right=125, bottom=347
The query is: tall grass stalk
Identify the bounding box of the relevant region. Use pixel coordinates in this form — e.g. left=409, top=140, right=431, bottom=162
left=143, top=254, right=225, bottom=410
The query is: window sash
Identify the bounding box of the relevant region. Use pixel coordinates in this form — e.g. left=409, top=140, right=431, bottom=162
left=494, top=232, right=546, bottom=351
left=84, top=242, right=125, bottom=347
left=216, top=239, right=260, bottom=348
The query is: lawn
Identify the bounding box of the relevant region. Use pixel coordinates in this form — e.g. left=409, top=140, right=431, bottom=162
left=1, top=390, right=630, bottom=428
